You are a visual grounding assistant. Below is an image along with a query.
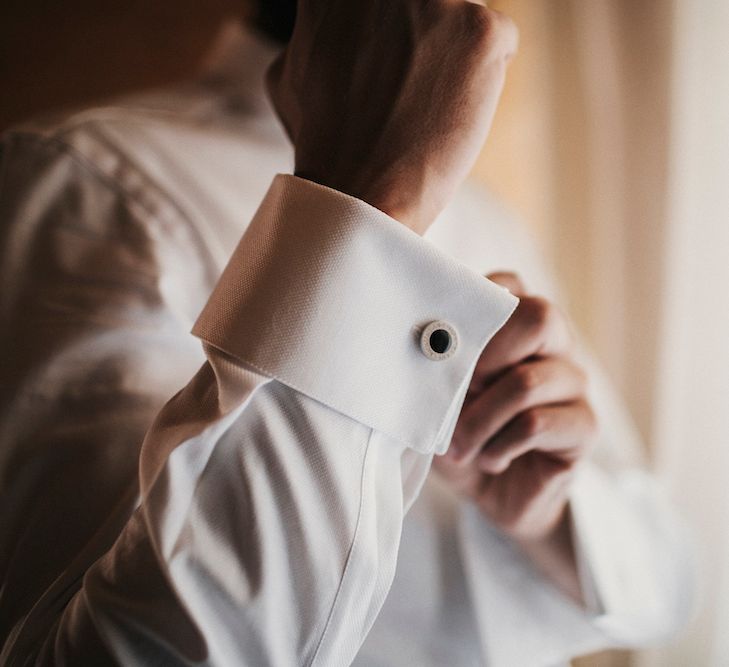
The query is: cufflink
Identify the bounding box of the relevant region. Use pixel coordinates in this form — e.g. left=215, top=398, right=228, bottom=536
left=420, top=321, right=458, bottom=360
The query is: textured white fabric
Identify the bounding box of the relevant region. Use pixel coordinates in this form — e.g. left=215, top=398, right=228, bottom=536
left=0, top=24, right=692, bottom=667
left=192, top=175, right=515, bottom=455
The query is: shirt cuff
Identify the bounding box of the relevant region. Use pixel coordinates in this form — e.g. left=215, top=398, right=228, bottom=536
left=569, top=461, right=695, bottom=643
left=456, top=502, right=607, bottom=666
left=192, top=174, right=517, bottom=454
left=455, top=459, right=695, bottom=664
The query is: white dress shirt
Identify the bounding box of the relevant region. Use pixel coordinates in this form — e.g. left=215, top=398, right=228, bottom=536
left=0, top=24, right=693, bottom=667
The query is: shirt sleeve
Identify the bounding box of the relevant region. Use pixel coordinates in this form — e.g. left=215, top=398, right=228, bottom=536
left=456, top=464, right=694, bottom=666
left=0, top=130, right=217, bottom=664
left=1, top=167, right=518, bottom=665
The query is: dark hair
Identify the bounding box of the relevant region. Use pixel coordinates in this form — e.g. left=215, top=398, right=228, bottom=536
left=256, top=0, right=297, bottom=44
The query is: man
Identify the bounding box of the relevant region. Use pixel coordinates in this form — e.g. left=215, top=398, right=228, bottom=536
left=0, top=1, right=692, bottom=665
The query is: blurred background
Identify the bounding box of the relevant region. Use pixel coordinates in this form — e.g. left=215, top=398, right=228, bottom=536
left=2, top=0, right=727, bottom=665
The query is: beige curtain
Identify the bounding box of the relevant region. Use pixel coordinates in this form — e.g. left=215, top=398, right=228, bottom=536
left=475, top=1, right=729, bottom=665
left=640, top=2, right=729, bottom=665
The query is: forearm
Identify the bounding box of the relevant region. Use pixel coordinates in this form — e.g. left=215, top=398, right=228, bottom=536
left=40, top=364, right=407, bottom=665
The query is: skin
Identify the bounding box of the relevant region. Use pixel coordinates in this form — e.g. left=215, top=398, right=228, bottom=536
left=435, top=273, right=597, bottom=601
left=268, top=1, right=596, bottom=600
left=266, top=0, right=518, bottom=234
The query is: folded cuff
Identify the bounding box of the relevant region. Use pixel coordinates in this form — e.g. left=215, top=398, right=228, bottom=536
left=193, top=175, right=517, bottom=454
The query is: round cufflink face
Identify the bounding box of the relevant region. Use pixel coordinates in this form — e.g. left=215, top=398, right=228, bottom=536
left=420, top=320, right=458, bottom=360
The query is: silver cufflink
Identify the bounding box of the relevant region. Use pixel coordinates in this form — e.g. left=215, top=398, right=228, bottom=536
left=420, top=320, right=458, bottom=360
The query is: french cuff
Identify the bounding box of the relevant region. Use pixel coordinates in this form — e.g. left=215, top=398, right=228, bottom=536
left=569, top=462, right=694, bottom=643
left=192, top=174, right=517, bottom=455
left=457, top=502, right=607, bottom=667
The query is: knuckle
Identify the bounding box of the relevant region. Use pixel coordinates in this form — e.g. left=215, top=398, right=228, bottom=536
left=459, top=2, right=497, bottom=48
left=512, top=364, right=541, bottom=395
left=524, top=295, right=551, bottom=327
left=493, top=456, right=512, bottom=474
left=517, top=408, right=545, bottom=439
left=479, top=452, right=509, bottom=474
left=521, top=296, right=567, bottom=340
left=459, top=5, right=518, bottom=57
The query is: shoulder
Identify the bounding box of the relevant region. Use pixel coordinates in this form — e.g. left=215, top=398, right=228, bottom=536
left=0, top=111, right=189, bottom=273
left=2, top=105, right=191, bottom=230
left=0, top=106, right=221, bottom=327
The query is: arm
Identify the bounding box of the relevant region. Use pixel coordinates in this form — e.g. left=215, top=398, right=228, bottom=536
left=2, top=2, right=521, bottom=662
left=0, top=152, right=517, bottom=665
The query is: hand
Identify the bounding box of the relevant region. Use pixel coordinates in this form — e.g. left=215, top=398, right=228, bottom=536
left=265, top=0, right=518, bottom=234
left=433, top=273, right=598, bottom=544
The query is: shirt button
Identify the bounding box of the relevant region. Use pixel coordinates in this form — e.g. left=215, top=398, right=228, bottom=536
left=420, top=321, right=458, bottom=360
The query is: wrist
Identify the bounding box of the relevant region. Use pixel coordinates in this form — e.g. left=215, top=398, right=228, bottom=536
left=293, top=169, right=431, bottom=236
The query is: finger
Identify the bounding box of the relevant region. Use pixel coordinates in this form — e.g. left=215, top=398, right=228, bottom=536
left=453, top=357, right=587, bottom=464
left=476, top=453, right=574, bottom=539
left=485, top=271, right=527, bottom=296
left=467, top=270, right=526, bottom=395
left=470, top=295, right=573, bottom=391
left=488, top=7, right=519, bottom=59
left=463, top=4, right=520, bottom=62
left=478, top=400, right=597, bottom=474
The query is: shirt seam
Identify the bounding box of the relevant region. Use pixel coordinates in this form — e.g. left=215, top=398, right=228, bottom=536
left=307, top=427, right=374, bottom=667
